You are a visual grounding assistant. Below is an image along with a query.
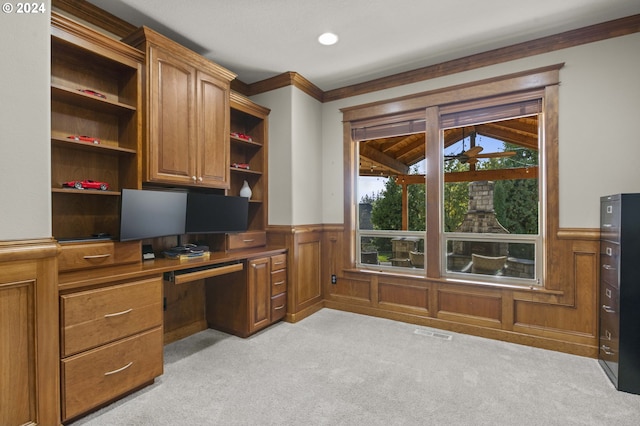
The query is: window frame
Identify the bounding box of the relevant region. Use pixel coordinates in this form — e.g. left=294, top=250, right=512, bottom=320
left=342, top=65, right=561, bottom=289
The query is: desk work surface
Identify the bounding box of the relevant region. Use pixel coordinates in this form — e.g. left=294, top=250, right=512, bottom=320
left=58, top=246, right=287, bottom=291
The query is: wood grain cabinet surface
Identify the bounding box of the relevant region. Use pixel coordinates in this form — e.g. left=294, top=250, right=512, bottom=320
left=59, top=276, right=163, bottom=422
left=123, top=26, right=236, bottom=189
left=206, top=252, right=288, bottom=337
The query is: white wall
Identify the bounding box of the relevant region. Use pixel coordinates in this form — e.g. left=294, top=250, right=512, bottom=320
left=253, top=85, right=323, bottom=226
left=0, top=3, right=51, bottom=241
left=321, top=32, right=640, bottom=228
left=291, top=88, right=323, bottom=225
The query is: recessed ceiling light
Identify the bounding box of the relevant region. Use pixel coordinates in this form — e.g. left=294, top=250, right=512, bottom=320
left=318, top=32, right=339, bottom=46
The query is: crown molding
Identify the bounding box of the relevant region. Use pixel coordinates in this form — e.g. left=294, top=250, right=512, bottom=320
left=247, top=14, right=640, bottom=103
left=54, top=2, right=639, bottom=104
left=53, top=0, right=137, bottom=38
left=244, top=72, right=324, bottom=102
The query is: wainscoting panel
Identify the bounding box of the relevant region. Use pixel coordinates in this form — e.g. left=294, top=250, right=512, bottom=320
left=437, top=288, right=503, bottom=327
left=319, top=225, right=601, bottom=357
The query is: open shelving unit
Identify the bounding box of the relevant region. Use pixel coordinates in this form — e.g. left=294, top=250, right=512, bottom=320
left=229, top=92, right=270, bottom=233
left=50, top=13, right=143, bottom=240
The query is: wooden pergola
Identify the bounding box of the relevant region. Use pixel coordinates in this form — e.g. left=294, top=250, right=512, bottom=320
left=359, top=116, right=539, bottom=230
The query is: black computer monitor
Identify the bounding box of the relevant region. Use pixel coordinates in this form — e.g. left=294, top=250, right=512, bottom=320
left=185, top=192, right=248, bottom=234
left=119, top=189, right=187, bottom=241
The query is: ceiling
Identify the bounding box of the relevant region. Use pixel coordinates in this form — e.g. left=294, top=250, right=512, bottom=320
left=359, top=117, right=539, bottom=178
left=86, top=0, right=640, bottom=91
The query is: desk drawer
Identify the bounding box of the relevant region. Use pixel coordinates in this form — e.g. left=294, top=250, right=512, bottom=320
left=61, top=277, right=162, bottom=357
left=58, top=241, right=140, bottom=272
left=61, top=327, right=163, bottom=421
left=58, top=242, right=115, bottom=271
left=271, top=253, right=287, bottom=271
left=271, top=269, right=287, bottom=296
left=226, top=231, right=266, bottom=250
left=271, top=292, right=287, bottom=322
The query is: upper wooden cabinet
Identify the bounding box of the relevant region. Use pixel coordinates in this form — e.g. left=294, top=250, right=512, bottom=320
left=124, top=27, right=236, bottom=189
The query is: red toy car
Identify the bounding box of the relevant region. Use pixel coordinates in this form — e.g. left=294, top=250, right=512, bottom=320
left=232, top=163, right=250, bottom=170
left=230, top=132, right=253, bottom=142
left=68, top=135, right=100, bottom=144
left=63, top=179, right=110, bottom=191
left=78, top=89, right=106, bottom=99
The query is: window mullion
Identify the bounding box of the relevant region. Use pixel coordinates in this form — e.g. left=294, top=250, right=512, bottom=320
left=425, top=106, right=441, bottom=278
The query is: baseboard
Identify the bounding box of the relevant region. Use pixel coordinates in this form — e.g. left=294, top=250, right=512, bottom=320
left=286, top=300, right=325, bottom=323
left=324, top=300, right=598, bottom=358
left=163, top=320, right=208, bottom=344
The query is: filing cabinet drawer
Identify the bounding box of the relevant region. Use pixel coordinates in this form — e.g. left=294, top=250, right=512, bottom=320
left=600, top=196, right=620, bottom=242
left=61, top=277, right=163, bottom=356
left=600, top=241, right=619, bottom=288
left=599, top=313, right=619, bottom=375
left=271, top=269, right=287, bottom=296
left=600, top=283, right=619, bottom=316
left=271, top=292, right=287, bottom=322
left=61, top=327, right=163, bottom=421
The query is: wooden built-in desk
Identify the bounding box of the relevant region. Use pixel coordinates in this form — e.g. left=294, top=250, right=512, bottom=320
left=57, top=244, right=287, bottom=423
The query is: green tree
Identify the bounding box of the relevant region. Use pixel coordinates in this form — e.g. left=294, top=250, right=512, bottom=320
left=483, top=143, right=539, bottom=235
left=370, top=166, right=425, bottom=231
left=443, top=160, right=469, bottom=231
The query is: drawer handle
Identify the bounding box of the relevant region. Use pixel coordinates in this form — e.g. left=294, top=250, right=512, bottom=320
left=243, top=239, right=255, bottom=243
left=602, top=264, right=615, bottom=271
left=602, top=304, right=616, bottom=314
left=83, top=253, right=111, bottom=259
left=274, top=280, right=285, bottom=286
left=602, top=224, right=612, bottom=228
left=601, top=345, right=614, bottom=355
left=104, top=308, right=133, bottom=318
left=104, top=361, right=133, bottom=376
left=274, top=304, right=285, bottom=311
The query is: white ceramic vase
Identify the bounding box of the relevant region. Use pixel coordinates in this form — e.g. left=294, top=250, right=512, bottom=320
left=239, top=180, right=252, bottom=199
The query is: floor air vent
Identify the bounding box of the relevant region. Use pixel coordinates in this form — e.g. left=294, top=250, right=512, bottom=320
left=413, top=329, right=453, bottom=340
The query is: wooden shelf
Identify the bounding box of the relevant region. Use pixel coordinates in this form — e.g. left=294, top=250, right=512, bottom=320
left=230, top=167, right=262, bottom=176
left=51, top=84, right=137, bottom=115
left=230, top=135, right=262, bottom=148
left=52, top=136, right=137, bottom=155
left=52, top=188, right=121, bottom=196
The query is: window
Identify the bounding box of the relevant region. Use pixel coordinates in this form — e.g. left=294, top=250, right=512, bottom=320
left=441, top=114, right=540, bottom=285
left=344, top=66, right=561, bottom=287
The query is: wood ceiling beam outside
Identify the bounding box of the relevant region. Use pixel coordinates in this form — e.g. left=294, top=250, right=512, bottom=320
left=395, top=166, right=538, bottom=185
left=475, top=125, right=538, bottom=150
left=360, top=144, right=409, bottom=175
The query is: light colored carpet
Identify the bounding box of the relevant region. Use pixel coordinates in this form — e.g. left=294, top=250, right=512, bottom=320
left=72, top=308, right=640, bottom=425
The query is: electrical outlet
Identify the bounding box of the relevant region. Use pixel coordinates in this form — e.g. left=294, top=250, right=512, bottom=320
left=331, top=274, right=337, bottom=284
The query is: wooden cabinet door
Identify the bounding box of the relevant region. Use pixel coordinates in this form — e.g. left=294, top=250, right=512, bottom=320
left=196, top=70, right=230, bottom=188
left=248, top=257, right=271, bottom=333
left=147, top=44, right=196, bottom=185
left=1, top=245, right=59, bottom=426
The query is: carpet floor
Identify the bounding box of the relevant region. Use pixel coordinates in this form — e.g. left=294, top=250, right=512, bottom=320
left=72, top=308, right=640, bottom=425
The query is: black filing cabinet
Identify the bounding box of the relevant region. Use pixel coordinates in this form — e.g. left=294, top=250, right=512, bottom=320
left=599, top=193, right=640, bottom=394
